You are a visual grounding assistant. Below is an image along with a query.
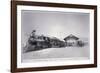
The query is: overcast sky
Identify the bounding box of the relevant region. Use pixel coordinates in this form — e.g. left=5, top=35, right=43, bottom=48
left=21, top=10, right=90, bottom=44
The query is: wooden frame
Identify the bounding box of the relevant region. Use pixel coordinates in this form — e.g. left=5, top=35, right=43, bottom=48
left=11, top=1, right=97, bottom=73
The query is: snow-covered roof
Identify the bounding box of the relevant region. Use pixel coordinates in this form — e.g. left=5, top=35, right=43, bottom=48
left=64, top=34, right=79, bottom=40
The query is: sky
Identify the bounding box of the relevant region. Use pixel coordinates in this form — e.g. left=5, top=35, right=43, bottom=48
left=21, top=10, right=90, bottom=44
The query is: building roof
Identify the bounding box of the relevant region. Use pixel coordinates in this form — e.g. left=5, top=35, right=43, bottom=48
left=64, top=34, right=79, bottom=40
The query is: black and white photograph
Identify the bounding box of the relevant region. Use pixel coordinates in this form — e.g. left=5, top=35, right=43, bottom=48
left=11, top=1, right=97, bottom=72
left=21, top=10, right=90, bottom=62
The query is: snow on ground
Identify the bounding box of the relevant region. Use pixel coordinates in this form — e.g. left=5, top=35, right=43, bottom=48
left=22, top=45, right=90, bottom=63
